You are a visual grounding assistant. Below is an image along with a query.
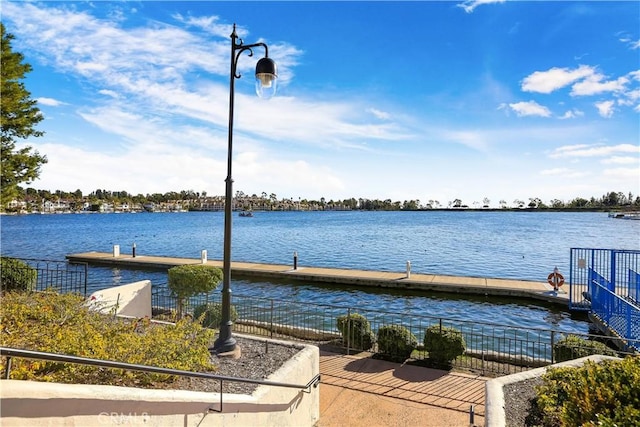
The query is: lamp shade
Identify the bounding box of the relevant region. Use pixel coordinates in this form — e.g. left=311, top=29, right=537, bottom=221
left=255, top=57, right=277, bottom=99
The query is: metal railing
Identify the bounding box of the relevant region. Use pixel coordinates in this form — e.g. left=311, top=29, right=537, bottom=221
left=1, top=258, right=88, bottom=296
left=570, top=248, right=640, bottom=310
left=152, top=290, right=637, bottom=375
left=589, top=275, right=640, bottom=351
left=1, top=347, right=320, bottom=413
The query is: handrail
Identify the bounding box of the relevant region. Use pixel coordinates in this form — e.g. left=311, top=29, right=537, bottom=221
left=1, top=347, right=320, bottom=413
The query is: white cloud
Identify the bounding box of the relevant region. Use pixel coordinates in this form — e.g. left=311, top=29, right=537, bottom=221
left=367, top=108, right=391, bottom=120
left=549, top=143, right=639, bottom=159
left=37, top=97, right=65, bottom=107
left=595, top=100, right=615, bottom=118
left=171, top=14, right=230, bottom=38
left=458, top=0, right=506, bottom=14
left=602, top=167, right=640, bottom=180
left=571, top=75, right=628, bottom=96
left=522, top=65, right=594, bottom=94
left=539, top=168, right=588, bottom=179
left=98, top=89, right=119, bottom=98
left=508, top=101, right=552, bottom=117
left=558, top=109, right=584, bottom=120
left=601, top=156, right=639, bottom=165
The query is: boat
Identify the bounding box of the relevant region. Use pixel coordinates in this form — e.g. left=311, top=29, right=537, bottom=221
left=608, top=211, right=640, bottom=220
left=239, top=211, right=254, bottom=217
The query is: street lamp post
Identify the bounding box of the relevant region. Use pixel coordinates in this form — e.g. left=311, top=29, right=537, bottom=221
left=212, top=24, right=277, bottom=354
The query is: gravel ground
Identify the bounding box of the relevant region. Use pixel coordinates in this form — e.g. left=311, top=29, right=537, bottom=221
left=503, top=377, right=544, bottom=427
left=170, top=336, right=302, bottom=395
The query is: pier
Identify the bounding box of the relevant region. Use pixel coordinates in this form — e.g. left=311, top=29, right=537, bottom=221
left=66, top=251, right=568, bottom=305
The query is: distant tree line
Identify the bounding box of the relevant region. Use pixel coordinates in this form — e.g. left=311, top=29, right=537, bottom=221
left=5, top=186, right=639, bottom=213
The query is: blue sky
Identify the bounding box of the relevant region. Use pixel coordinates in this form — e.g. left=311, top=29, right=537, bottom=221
left=3, top=0, right=639, bottom=207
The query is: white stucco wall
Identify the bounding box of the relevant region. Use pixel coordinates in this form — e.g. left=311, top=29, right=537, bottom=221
left=0, top=339, right=320, bottom=426
left=86, top=280, right=152, bottom=318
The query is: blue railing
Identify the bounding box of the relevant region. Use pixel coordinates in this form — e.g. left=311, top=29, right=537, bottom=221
left=569, top=248, right=640, bottom=310
left=630, top=269, right=640, bottom=304
left=589, top=269, right=640, bottom=351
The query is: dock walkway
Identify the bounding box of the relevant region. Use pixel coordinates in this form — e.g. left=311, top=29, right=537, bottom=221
left=67, top=251, right=568, bottom=305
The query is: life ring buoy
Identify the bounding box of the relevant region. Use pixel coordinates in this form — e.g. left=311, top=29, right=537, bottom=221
left=547, top=272, right=565, bottom=287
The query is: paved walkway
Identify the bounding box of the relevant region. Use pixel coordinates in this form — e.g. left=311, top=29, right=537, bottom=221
left=318, top=350, right=486, bottom=427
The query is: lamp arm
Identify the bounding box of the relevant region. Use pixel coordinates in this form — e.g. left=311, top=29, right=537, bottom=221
left=232, top=42, right=269, bottom=79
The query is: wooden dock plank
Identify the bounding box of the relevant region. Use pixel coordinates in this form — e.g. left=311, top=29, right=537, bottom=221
left=66, top=251, right=569, bottom=304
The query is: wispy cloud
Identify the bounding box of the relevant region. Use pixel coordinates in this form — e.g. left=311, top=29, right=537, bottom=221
left=539, top=168, right=588, bottom=179
left=458, top=0, right=506, bottom=14
left=549, top=143, right=640, bottom=159
left=558, top=109, right=584, bottom=120
left=508, top=101, right=552, bottom=117
left=601, top=156, right=639, bottom=165
left=595, top=100, right=615, bottom=118
left=521, top=65, right=594, bottom=94
left=571, top=74, right=629, bottom=96
left=37, top=97, right=65, bottom=107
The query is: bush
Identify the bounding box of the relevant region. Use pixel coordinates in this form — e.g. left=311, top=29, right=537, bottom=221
left=168, top=264, right=222, bottom=317
left=535, top=356, right=640, bottom=426
left=193, top=302, right=237, bottom=329
left=377, top=325, right=417, bottom=361
left=0, top=290, right=215, bottom=387
left=336, top=312, right=375, bottom=351
left=0, top=257, right=36, bottom=292
left=424, top=324, right=466, bottom=366
left=553, top=334, right=617, bottom=362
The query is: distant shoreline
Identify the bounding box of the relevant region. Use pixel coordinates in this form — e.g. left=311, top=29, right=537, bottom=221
left=0, top=207, right=632, bottom=215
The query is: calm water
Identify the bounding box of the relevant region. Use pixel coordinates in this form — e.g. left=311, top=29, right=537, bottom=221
left=2, top=210, right=638, bottom=333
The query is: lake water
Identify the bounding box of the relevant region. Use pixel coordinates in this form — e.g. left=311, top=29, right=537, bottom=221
left=2, top=210, right=638, bottom=333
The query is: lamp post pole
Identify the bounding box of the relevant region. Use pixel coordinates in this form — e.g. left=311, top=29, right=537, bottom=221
left=212, top=24, right=277, bottom=354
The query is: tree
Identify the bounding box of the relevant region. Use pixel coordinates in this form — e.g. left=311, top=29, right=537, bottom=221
left=1, top=23, right=47, bottom=206
left=168, top=264, right=223, bottom=319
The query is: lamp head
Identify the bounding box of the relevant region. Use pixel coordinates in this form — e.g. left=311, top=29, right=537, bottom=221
left=255, top=57, right=277, bottom=99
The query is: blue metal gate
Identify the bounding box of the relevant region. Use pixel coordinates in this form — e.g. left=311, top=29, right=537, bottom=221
left=569, top=248, right=640, bottom=351
left=569, top=248, right=640, bottom=310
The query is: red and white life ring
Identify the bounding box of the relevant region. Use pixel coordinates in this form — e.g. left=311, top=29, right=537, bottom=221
left=547, top=272, right=565, bottom=287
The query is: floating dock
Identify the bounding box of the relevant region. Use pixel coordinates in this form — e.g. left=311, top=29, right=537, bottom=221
left=66, top=251, right=569, bottom=305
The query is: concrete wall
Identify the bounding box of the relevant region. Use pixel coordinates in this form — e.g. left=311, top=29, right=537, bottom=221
left=0, top=339, right=320, bottom=426
left=86, top=280, right=152, bottom=318
left=485, top=355, right=619, bottom=427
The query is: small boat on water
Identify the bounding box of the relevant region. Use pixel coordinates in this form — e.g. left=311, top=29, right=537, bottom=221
left=608, top=211, right=640, bottom=220
left=239, top=211, right=254, bottom=217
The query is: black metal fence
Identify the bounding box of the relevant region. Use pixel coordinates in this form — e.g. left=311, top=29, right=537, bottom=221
left=1, top=258, right=88, bottom=296
left=151, top=290, right=637, bottom=376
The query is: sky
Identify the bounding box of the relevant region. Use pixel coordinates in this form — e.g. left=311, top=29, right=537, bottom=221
left=3, top=0, right=639, bottom=207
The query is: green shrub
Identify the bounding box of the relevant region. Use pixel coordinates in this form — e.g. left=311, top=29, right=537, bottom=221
left=0, top=290, right=215, bottom=387
left=377, top=325, right=417, bottom=361
left=535, top=356, right=640, bottom=426
left=424, top=324, right=466, bottom=366
left=553, top=334, right=617, bottom=362
left=336, top=312, right=375, bottom=351
left=168, top=264, right=222, bottom=317
left=0, top=257, right=36, bottom=292
left=193, top=302, right=237, bottom=329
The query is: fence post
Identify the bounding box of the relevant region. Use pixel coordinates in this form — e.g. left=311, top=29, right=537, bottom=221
left=346, top=307, right=352, bottom=355
left=4, top=357, right=11, bottom=379
left=270, top=299, right=274, bottom=339
left=83, top=263, right=88, bottom=297
left=550, top=331, right=555, bottom=364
